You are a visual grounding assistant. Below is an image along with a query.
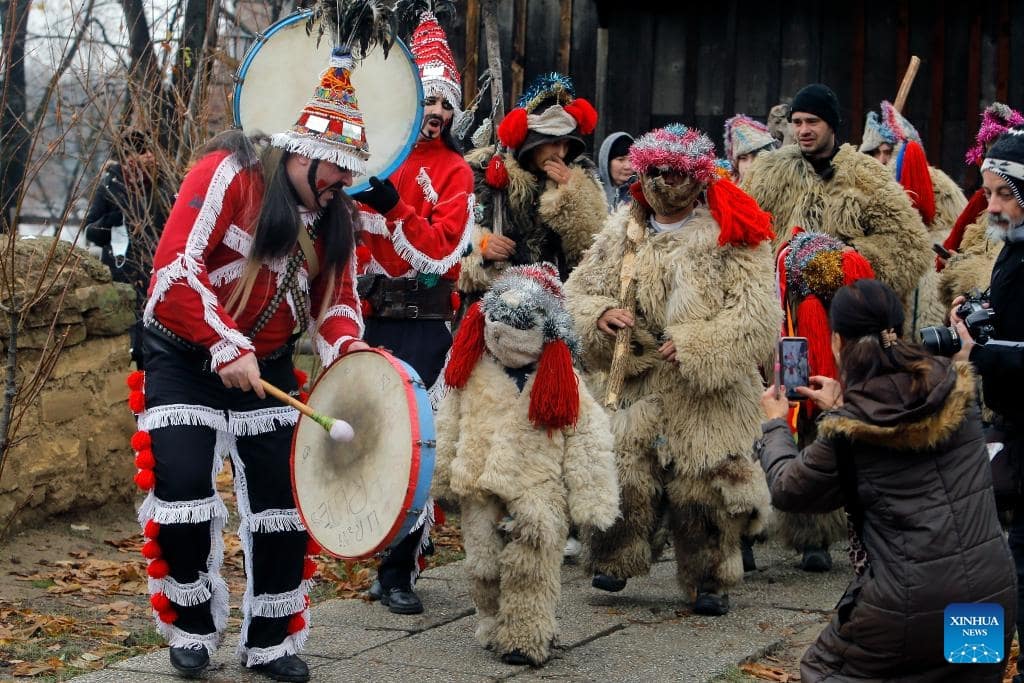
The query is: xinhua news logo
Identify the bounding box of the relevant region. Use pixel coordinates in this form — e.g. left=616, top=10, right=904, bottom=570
left=944, top=603, right=1004, bottom=664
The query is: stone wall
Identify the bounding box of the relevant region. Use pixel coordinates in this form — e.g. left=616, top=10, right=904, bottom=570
left=0, top=237, right=138, bottom=534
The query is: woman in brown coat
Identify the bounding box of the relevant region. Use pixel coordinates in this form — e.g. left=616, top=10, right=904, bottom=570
left=758, top=278, right=1016, bottom=682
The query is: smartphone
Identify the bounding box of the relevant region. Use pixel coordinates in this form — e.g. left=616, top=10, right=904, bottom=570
left=777, top=337, right=809, bottom=401
left=932, top=243, right=952, bottom=259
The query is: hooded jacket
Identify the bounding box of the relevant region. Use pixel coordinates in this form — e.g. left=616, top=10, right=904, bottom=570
left=758, top=360, right=1015, bottom=681
left=597, top=132, right=634, bottom=212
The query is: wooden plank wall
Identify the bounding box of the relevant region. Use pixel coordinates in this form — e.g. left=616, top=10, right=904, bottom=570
left=452, top=0, right=1023, bottom=188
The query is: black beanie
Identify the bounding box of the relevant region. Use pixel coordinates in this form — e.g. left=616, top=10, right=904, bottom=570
left=608, top=134, right=633, bottom=160
left=984, top=128, right=1024, bottom=208
left=789, top=84, right=841, bottom=132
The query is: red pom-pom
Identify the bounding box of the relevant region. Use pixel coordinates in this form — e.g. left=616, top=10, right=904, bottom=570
left=147, top=558, right=170, bottom=579
left=158, top=607, right=178, bottom=624
left=141, top=539, right=162, bottom=559
left=302, top=558, right=317, bottom=580
left=299, top=391, right=310, bottom=403
left=450, top=291, right=461, bottom=312
left=444, top=302, right=486, bottom=389
left=134, top=469, right=156, bottom=491
left=128, top=390, right=145, bottom=414
left=360, top=299, right=374, bottom=317
left=564, top=98, right=598, bottom=135
left=706, top=178, right=775, bottom=248
left=293, top=368, right=309, bottom=389
left=529, top=340, right=579, bottom=432
left=356, top=244, right=372, bottom=265
left=135, top=449, right=156, bottom=470
left=126, top=370, right=145, bottom=391
left=898, top=141, right=936, bottom=226
left=485, top=155, right=509, bottom=189
left=130, top=431, right=152, bottom=451
left=144, top=519, right=160, bottom=539
left=306, top=537, right=321, bottom=556
left=497, top=108, right=529, bottom=149
left=150, top=592, right=171, bottom=612
left=287, top=613, right=306, bottom=634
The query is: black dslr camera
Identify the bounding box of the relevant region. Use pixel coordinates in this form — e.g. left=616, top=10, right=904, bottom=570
left=919, top=290, right=996, bottom=356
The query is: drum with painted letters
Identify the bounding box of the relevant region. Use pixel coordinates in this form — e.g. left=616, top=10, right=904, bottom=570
left=233, top=10, right=423, bottom=195
left=290, top=348, right=435, bottom=560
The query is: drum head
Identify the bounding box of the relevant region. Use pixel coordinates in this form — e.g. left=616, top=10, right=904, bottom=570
left=234, top=12, right=423, bottom=194
left=291, top=349, right=423, bottom=559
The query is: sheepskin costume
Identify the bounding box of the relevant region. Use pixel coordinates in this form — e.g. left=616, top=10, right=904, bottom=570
left=434, top=263, right=619, bottom=666
left=459, top=74, right=607, bottom=293
left=564, top=124, right=778, bottom=609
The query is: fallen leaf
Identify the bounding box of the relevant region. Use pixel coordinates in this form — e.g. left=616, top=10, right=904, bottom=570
left=79, top=652, right=101, bottom=661
left=740, top=662, right=791, bottom=682
left=70, top=524, right=90, bottom=532
left=12, top=661, right=54, bottom=676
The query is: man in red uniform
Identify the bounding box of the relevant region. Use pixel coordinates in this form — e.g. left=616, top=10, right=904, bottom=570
left=133, top=49, right=370, bottom=682
left=353, top=10, right=475, bottom=616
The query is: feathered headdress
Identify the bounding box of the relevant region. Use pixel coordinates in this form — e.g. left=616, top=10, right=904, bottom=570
left=305, top=0, right=397, bottom=58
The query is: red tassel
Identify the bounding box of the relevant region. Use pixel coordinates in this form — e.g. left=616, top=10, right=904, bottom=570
left=360, top=299, right=374, bottom=317
left=841, top=251, right=876, bottom=285
left=158, top=607, right=178, bottom=624
left=450, top=290, right=461, bottom=312
left=141, top=539, right=162, bottom=559
left=898, top=141, right=936, bottom=226
left=130, top=431, right=152, bottom=451
left=528, top=340, right=579, bottom=432
left=302, top=558, right=317, bottom=580
left=293, top=368, right=309, bottom=389
left=126, top=370, right=145, bottom=391
left=147, top=558, right=170, bottom=579
left=444, top=302, right=486, bottom=389
left=128, top=390, right=145, bottom=414
left=706, top=178, right=775, bottom=248
left=134, top=469, right=156, bottom=491
left=150, top=592, right=171, bottom=612
left=628, top=180, right=651, bottom=212
left=135, top=449, right=156, bottom=470
left=144, top=519, right=160, bottom=539
left=795, top=296, right=838, bottom=381
left=485, top=155, right=509, bottom=189
left=287, top=613, right=306, bottom=634
left=497, top=108, right=529, bottom=149
left=306, top=537, right=321, bottom=556
left=941, top=187, right=988, bottom=265
left=564, top=98, right=598, bottom=135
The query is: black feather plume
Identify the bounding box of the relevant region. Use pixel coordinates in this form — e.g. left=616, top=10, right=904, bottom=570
left=305, top=0, right=397, bottom=59
left=395, top=0, right=457, bottom=42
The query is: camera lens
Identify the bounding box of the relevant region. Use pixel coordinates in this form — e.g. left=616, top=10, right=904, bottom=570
left=919, top=325, right=961, bottom=356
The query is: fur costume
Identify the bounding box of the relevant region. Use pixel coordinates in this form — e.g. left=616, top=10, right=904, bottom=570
left=565, top=137, right=778, bottom=597
left=434, top=264, right=619, bottom=666
left=939, top=216, right=999, bottom=308
left=459, top=145, right=607, bottom=293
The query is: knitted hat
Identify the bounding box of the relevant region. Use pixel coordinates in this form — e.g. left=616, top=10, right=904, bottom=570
left=858, top=112, right=891, bottom=153
left=982, top=128, right=1024, bottom=209
left=410, top=12, right=464, bottom=120
left=967, top=103, right=1024, bottom=166
left=497, top=73, right=597, bottom=164
left=629, top=123, right=717, bottom=183
left=445, top=263, right=580, bottom=431
left=880, top=100, right=921, bottom=146
left=789, top=84, right=841, bottom=131
left=271, top=48, right=371, bottom=174
left=723, top=114, right=776, bottom=164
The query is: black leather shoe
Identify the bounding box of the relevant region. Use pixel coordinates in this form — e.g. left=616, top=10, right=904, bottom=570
left=367, top=579, right=383, bottom=601
left=693, top=592, right=730, bottom=616
left=741, top=536, right=757, bottom=572
left=380, top=586, right=424, bottom=614
left=591, top=573, right=627, bottom=592
left=169, top=646, right=209, bottom=678
left=800, top=547, right=833, bottom=572
left=252, top=654, right=310, bottom=682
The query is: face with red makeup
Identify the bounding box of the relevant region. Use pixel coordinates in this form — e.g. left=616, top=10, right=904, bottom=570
left=284, top=154, right=354, bottom=211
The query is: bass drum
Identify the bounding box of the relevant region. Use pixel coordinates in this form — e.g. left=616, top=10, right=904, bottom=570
left=290, top=348, right=435, bottom=560
left=233, top=10, right=423, bottom=195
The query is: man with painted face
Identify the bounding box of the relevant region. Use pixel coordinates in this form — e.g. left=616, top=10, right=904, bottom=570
left=565, top=124, right=779, bottom=616
left=135, top=49, right=370, bottom=682
left=352, top=10, right=475, bottom=617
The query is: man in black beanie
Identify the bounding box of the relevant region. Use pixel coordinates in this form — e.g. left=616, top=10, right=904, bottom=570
left=742, top=82, right=930, bottom=573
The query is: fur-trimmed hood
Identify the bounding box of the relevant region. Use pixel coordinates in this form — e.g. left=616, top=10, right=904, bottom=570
left=818, top=360, right=975, bottom=451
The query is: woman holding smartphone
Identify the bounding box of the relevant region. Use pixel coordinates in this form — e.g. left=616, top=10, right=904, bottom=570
left=757, top=278, right=1015, bottom=681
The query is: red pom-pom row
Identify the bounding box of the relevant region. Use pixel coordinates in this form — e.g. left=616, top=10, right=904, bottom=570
left=302, top=558, right=317, bottom=581
left=147, top=558, right=170, bottom=579
left=150, top=592, right=171, bottom=612
left=485, top=155, right=509, bottom=189
left=144, top=519, right=160, bottom=539
left=126, top=371, right=145, bottom=391
left=497, top=108, right=529, bottom=150
left=128, top=390, right=145, bottom=414
left=306, top=537, right=322, bottom=556
left=141, top=539, right=162, bottom=559
left=287, top=613, right=306, bottom=634
left=134, top=469, right=156, bottom=491
left=135, top=449, right=156, bottom=470
left=158, top=607, right=178, bottom=624
left=130, top=431, right=152, bottom=451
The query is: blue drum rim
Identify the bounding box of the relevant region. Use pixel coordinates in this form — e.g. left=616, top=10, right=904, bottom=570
left=232, top=9, right=425, bottom=196
left=393, top=357, right=437, bottom=546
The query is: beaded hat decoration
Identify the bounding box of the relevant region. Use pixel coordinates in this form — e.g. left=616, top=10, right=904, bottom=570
left=967, top=102, right=1024, bottom=166
left=410, top=12, right=462, bottom=115
left=723, top=114, right=776, bottom=164
left=271, top=48, right=371, bottom=174
left=629, top=123, right=717, bottom=184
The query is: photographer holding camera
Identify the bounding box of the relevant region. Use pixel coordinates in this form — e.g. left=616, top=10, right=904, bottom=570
left=948, top=127, right=1024, bottom=683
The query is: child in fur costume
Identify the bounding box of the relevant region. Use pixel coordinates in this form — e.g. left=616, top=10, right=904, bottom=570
left=433, top=263, right=619, bottom=666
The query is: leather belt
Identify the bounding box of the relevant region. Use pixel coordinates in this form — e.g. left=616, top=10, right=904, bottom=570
left=357, top=275, right=455, bottom=321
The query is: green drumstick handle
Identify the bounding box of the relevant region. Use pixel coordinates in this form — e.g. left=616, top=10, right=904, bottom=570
left=259, top=379, right=354, bottom=442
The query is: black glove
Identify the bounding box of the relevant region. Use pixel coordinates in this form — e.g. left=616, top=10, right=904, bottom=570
left=353, top=176, right=399, bottom=215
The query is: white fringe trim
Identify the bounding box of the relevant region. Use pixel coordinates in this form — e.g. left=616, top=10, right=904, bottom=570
left=184, top=154, right=248, bottom=261
left=314, top=302, right=364, bottom=367
left=227, top=407, right=299, bottom=437
left=242, top=627, right=309, bottom=668
left=359, top=211, right=390, bottom=236
left=316, top=334, right=356, bottom=368
left=390, top=193, right=475, bottom=275
left=210, top=340, right=245, bottom=369
left=157, top=623, right=221, bottom=654
left=223, top=224, right=253, bottom=257
left=209, top=258, right=247, bottom=287
left=271, top=133, right=368, bottom=175
left=137, top=404, right=227, bottom=432
left=249, top=509, right=306, bottom=534
left=427, top=347, right=452, bottom=412
left=409, top=499, right=435, bottom=586
left=152, top=575, right=212, bottom=607
left=416, top=167, right=439, bottom=205
left=137, top=492, right=229, bottom=526
left=248, top=586, right=308, bottom=618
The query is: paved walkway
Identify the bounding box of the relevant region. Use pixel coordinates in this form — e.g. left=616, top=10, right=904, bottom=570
left=74, top=541, right=847, bottom=682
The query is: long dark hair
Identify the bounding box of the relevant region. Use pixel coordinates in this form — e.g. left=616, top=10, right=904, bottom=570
left=829, top=279, right=940, bottom=392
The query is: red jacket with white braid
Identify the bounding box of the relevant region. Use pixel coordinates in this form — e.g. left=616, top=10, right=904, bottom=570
left=357, top=136, right=474, bottom=280
left=145, top=150, right=363, bottom=371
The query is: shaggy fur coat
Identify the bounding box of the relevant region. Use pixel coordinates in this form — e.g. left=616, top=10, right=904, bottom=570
left=564, top=206, right=778, bottom=591
left=939, top=215, right=999, bottom=308
left=458, top=146, right=607, bottom=293
left=911, top=167, right=969, bottom=330
left=433, top=356, right=619, bottom=665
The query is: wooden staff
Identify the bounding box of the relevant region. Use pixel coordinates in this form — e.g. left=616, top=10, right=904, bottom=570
left=259, top=379, right=354, bottom=442
left=893, top=56, right=921, bottom=113
left=604, top=214, right=647, bottom=408
left=482, top=0, right=506, bottom=237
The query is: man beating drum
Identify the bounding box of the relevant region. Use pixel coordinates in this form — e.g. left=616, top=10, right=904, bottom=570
left=130, top=48, right=372, bottom=682
left=354, top=9, right=475, bottom=615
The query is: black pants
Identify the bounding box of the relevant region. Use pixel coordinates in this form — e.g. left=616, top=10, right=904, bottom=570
left=364, top=317, right=450, bottom=590
left=140, top=330, right=309, bottom=664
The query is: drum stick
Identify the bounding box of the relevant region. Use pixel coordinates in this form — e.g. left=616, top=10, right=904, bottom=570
left=259, top=379, right=355, bottom=442
left=893, top=56, right=921, bottom=113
